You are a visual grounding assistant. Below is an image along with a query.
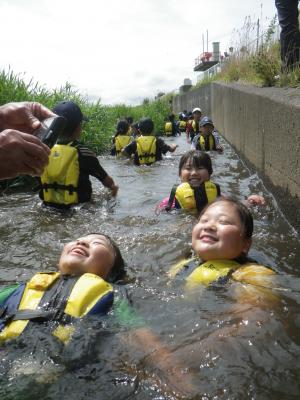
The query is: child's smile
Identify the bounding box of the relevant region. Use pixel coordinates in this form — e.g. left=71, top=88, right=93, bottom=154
left=180, top=163, right=210, bottom=187
left=192, top=202, right=251, bottom=261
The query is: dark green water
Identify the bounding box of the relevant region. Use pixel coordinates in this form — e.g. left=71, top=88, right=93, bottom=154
left=0, top=135, right=300, bottom=399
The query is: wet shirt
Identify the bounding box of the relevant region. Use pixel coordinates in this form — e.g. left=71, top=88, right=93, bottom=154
left=123, top=137, right=172, bottom=165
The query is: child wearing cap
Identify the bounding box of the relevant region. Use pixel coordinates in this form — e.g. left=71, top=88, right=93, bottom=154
left=186, top=107, right=202, bottom=143
left=122, top=117, right=178, bottom=166
left=192, top=116, right=223, bottom=153
left=39, top=101, right=118, bottom=208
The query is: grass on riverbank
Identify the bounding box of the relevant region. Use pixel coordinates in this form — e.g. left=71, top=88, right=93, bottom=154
left=0, top=68, right=172, bottom=154
left=192, top=16, right=300, bottom=90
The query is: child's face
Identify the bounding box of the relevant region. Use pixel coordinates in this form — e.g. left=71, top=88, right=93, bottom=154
left=201, top=124, right=214, bottom=136
left=193, top=111, right=202, bottom=121
left=58, top=234, right=115, bottom=279
left=192, top=202, right=251, bottom=261
left=180, top=161, right=210, bottom=187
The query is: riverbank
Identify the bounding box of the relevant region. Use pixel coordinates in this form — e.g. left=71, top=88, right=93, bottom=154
left=173, top=81, right=300, bottom=232
left=0, top=68, right=172, bottom=153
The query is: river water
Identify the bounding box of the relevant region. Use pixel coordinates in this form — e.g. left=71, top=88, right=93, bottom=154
left=0, top=135, right=300, bottom=399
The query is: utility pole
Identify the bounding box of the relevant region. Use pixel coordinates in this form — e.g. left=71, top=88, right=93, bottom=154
left=206, top=29, right=208, bottom=52
left=256, top=18, right=260, bottom=52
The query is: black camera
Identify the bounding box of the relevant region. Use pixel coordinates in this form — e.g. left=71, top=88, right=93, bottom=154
left=35, top=116, right=66, bottom=148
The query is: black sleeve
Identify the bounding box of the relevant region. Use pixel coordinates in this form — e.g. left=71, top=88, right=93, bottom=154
left=156, top=138, right=171, bottom=154
left=123, top=140, right=137, bottom=156
left=78, top=145, right=108, bottom=183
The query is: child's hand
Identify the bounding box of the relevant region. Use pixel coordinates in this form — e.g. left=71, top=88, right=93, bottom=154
left=246, top=194, right=266, bottom=206
left=170, top=144, right=178, bottom=152
left=110, top=184, right=119, bottom=196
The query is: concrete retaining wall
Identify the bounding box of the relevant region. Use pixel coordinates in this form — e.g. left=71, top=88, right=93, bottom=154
left=172, top=82, right=300, bottom=231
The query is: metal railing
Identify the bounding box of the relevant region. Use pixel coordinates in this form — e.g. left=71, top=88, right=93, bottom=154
left=196, top=22, right=280, bottom=82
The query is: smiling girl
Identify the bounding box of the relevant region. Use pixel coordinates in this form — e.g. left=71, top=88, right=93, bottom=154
left=168, top=197, right=275, bottom=292
left=159, top=150, right=265, bottom=213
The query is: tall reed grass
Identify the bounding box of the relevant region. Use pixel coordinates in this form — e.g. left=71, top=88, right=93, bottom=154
left=0, top=68, right=172, bottom=154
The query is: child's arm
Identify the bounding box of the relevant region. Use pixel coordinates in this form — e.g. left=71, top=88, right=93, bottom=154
left=122, top=326, right=198, bottom=398
left=114, top=292, right=197, bottom=397
left=102, top=175, right=119, bottom=196
left=121, top=141, right=136, bottom=158
left=168, top=143, right=178, bottom=153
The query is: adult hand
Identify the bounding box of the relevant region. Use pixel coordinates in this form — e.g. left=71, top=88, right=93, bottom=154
left=0, top=102, right=54, bottom=133
left=0, top=129, right=50, bottom=179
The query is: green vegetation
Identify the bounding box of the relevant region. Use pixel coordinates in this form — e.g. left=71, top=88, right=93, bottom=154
left=187, top=15, right=300, bottom=90
left=0, top=68, right=172, bottom=154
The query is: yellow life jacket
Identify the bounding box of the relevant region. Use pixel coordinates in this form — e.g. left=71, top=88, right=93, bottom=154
left=168, top=258, right=275, bottom=292
left=115, top=135, right=131, bottom=154
left=0, top=272, right=113, bottom=344
left=192, top=120, right=200, bottom=133
left=136, top=136, right=156, bottom=165
left=179, top=120, right=186, bottom=131
left=175, top=181, right=220, bottom=210
left=165, top=122, right=173, bottom=136
left=186, top=259, right=241, bottom=290
left=40, top=143, right=79, bottom=205
left=198, top=134, right=216, bottom=151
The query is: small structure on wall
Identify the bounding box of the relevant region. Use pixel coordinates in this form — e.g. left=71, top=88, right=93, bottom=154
left=194, top=42, right=220, bottom=72
left=179, top=78, right=192, bottom=94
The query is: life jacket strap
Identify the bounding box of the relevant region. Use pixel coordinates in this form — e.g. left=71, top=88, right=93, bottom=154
left=166, top=184, right=179, bottom=211
left=40, top=182, right=78, bottom=195
left=194, top=184, right=209, bottom=212
left=11, top=308, right=72, bottom=324
left=138, top=153, right=156, bottom=159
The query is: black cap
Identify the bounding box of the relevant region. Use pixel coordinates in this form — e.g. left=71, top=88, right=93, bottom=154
left=52, top=101, right=88, bottom=136
left=199, top=116, right=214, bottom=127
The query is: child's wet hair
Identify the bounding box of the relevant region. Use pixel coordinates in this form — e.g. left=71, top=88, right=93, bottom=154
left=138, top=117, right=154, bottom=134
left=179, top=150, right=213, bottom=175
left=199, top=197, right=254, bottom=239
left=86, top=233, right=126, bottom=283
left=116, top=119, right=129, bottom=135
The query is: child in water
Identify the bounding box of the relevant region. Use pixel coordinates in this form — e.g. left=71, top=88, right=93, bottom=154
left=191, top=116, right=223, bottom=153
left=0, top=233, right=196, bottom=397
left=0, top=233, right=125, bottom=343
left=159, top=150, right=265, bottom=213
left=168, top=197, right=275, bottom=293
left=122, top=117, right=178, bottom=165
left=111, top=119, right=131, bottom=156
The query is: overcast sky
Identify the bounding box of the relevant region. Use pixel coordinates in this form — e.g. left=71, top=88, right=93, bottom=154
left=0, top=0, right=277, bottom=105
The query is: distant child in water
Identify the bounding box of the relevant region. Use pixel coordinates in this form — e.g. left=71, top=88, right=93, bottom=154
left=158, top=150, right=265, bottom=213
left=122, top=117, right=178, bottom=165
left=191, top=116, right=223, bottom=153
left=111, top=119, right=131, bottom=156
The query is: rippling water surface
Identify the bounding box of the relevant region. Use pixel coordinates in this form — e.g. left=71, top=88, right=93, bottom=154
left=1, top=135, right=300, bottom=399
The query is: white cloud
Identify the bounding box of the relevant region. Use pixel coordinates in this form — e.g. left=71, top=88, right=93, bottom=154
left=0, top=0, right=277, bottom=104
